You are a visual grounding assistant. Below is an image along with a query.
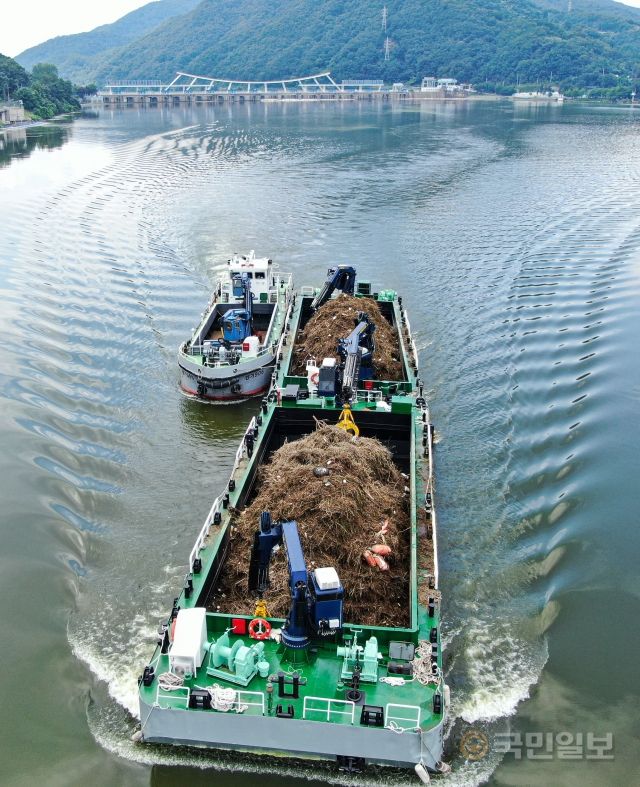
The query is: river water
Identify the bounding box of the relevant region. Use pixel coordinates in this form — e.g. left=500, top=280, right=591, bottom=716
left=1, top=101, right=638, bottom=787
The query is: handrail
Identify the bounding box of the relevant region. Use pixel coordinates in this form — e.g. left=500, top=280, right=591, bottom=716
left=385, top=702, right=421, bottom=730
left=187, top=414, right=256, bottom=572
left=274, top=297, right=295, bottom=362
left=262, top=291, right=282, bottom=346
left=403, top=312, right=420, bottom=370
left=234, top=690, right=265, bottom=715
left=302, top=696, right=355, bottom=724
left=233, top=417, right=257, bottom=470
left=188, top=492, right=224, bottom=572
left=156, top=686, right=190, bottom=710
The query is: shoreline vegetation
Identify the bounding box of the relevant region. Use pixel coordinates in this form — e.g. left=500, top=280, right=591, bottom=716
left=1, top=54, right=95, bottom=123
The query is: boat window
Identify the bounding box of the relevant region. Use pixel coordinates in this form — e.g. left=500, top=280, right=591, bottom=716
left=255, top=272, right=266, bottom=279
left=246, top=272, right=253, bottom=278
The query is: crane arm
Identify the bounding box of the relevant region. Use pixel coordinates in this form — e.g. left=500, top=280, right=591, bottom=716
left=311, top=265, right=356, bottom=310
left=337, top=312, right=376, bottom=401
left=248, top=512, right=307, bottom=593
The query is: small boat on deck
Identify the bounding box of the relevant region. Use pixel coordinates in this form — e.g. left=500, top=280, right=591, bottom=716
left=178, top=252, right=294, bottom=402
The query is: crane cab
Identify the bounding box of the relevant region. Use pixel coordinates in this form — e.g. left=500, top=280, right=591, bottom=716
left=310, top=567, right=344, bottom=633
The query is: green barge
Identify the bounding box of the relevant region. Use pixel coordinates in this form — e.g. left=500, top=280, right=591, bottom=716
left=137, top=270, right=449, bottom=779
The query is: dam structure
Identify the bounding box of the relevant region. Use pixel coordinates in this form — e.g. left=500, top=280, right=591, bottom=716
left=98, top=72, right=425, bottom=105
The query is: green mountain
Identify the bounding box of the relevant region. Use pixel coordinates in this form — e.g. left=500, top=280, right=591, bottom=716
left=17, top=0, right=640, bottom=92
left=16, top=0, right=200, bottom=84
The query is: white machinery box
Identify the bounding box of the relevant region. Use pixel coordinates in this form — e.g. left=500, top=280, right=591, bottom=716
left=169, top=607, right=208, bottom=675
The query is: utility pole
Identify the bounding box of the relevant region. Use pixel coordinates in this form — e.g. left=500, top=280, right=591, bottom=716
left=384, top=37, right=391, bottom=61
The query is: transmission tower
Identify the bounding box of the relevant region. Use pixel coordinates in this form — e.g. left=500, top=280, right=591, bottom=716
left=384, top=37, right=391, bottom=61
left=567, top=0, right=573, bottom=12
left=382, top=5, right=388, bottom=32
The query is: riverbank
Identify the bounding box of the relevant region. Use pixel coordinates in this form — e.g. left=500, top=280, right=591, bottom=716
left=0, top=110, right=80, bottom=132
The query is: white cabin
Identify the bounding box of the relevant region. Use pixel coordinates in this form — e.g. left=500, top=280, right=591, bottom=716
left=225, top=250, right=274, bottom=300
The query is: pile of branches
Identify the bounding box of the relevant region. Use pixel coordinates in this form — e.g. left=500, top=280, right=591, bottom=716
left=291, top=295, right=404, bottom=380
left=213, top=423, right=410, bottom=627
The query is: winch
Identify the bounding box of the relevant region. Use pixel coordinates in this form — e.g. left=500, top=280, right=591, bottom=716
left=206, top=631, right=266, bottom=686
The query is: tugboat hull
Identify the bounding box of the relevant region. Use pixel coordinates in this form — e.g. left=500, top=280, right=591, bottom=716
left=179, top=354, right=275, bottom=401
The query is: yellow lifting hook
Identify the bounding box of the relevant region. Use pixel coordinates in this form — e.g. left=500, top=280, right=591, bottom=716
left=254, top=597, right=269, bottom=618
left=336, top=404, right=359, bottom=437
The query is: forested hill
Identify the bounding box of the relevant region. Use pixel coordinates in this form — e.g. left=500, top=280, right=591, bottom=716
left=16, top=0, right=200, bottom=84
left=17, top=0, right=640, bottom=94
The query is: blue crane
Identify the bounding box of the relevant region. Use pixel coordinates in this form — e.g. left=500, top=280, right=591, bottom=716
left=310, top=265, right=357, bottom=310
left=248, top=511, right=344, bottom=650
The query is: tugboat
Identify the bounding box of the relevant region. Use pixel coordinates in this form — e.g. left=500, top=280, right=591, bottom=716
left=139, top=268, right=449, bottom=780
left=178, top=251, right=294, bottom=401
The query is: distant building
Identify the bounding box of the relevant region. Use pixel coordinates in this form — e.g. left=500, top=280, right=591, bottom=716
left=420, top=77, right=439, bottom=92
left=0, top=100, right=26, bottom=124
left=419, top=78, right=474, bottom=96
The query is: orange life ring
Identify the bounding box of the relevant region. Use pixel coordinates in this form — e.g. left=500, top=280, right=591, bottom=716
left=170, top=617, right=177, bottom=641
left=310, top=371, right=320, bottom=385
left=248, top=617, right=272, bottom=640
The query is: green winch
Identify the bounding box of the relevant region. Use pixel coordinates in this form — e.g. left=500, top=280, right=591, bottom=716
left=337, top=631, right=381, bottom=683
left=206, top=632, right=265, bottom=686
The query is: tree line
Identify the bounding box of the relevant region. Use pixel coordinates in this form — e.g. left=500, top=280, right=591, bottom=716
left=1, top=53, right=96, bottom=120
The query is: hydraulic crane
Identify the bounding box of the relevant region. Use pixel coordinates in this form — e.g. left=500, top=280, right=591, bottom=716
left=310, top=265, right=357, bottom=310
left=248, top=511, right=344, bottom=650
left=337, top=312, right=376, bottom=402
left=316, top=311, right=376, bottom=402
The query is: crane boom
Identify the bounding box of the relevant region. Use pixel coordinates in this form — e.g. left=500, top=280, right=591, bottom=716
left=311, top=265, right=356, bottom=310
left=337, top=312, right=376, bottom=401
left=248, top=511, right=344, bottom=649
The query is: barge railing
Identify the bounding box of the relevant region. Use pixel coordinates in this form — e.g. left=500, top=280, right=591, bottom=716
left=187, top=415, right=257, bottom=572
left=302, top=696, right=356, bottom=724
left=188, top=492, right=224, bottom=572
left=156, top=686, right=190, bottom=710
left=234, top=690, right=266, bottom=715
left=385, top=702, right=421, bottom=730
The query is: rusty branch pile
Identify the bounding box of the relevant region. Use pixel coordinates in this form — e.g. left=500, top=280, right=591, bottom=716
left=212, top=422, right=410, bottom=627
left=291, top=295, right=404, bottom=380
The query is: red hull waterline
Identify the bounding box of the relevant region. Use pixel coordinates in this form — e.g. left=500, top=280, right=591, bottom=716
left=180, top=383, right=269, bottom=402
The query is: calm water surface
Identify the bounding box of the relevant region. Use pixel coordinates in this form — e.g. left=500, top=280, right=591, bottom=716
left=1, top=101, right=639, bottom=787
